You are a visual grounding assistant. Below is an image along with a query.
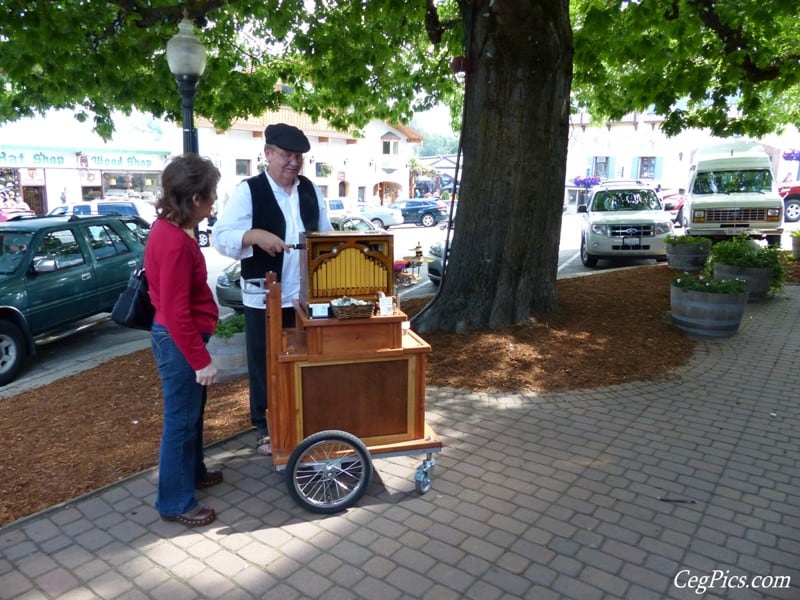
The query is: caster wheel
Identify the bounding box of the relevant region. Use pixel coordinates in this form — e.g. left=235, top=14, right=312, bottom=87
left=414, top=458, right=435, bottom=494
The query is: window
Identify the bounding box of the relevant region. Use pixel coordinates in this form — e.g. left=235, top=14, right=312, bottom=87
left=123, top=220, right=151, bottom=244
left=593, top=156, right=609, bottom=179
left=315, top=162, right=332, bottom=177
left=33, top=230, right=85, bottom=271
left=87, top=224, right=130, bottom=260
left=639, top=157, right=656, bottom=179
left=0, top=232, right=33, bottom=274
left=235, top=159, right=251, bottom=177
left=692, top=169, right=774, bottom=195
left=382, top=141, right=399, bottom=155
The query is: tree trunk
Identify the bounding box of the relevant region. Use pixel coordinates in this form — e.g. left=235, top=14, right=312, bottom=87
left=414, top=0, right=573, bottom=333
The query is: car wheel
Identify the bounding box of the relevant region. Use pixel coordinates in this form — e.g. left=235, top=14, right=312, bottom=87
left=420, top=213, right=436, bottom=227
left=371, top=218, right=384, bottom=229
left=197, top=231, right=210, bottom=247
left=784, top=197, right=800, bottom=223
left=0, top=321, right=27, bottom=386
left=766, top=235, right=782, bottom=247
left=580, top=237, right=598, bottom=268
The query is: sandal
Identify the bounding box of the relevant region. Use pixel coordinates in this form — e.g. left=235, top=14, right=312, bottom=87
left=256, top=434, right=272, bottom=456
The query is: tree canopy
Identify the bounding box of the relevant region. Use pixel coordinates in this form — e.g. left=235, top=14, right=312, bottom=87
left=2, top=1, right=797, bottom=140
left=571, top=0, right=800, bottom=137
left=0, top=1, right=463, bottom=139
left=2, top=0, right=799, bottom=333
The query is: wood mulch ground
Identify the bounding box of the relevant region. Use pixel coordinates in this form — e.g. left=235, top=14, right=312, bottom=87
left=1, top=259, right=798, bottom=527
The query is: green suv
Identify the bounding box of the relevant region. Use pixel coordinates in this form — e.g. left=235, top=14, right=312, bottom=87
left=0, top=214, right=150, bottom=385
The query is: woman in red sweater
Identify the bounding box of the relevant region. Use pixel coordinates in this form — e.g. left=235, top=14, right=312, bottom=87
left=146, top=153, right=221, bottom=528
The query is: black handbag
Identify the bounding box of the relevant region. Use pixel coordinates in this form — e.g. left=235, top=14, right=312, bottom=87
left=111, top=265, right=154, bottom=330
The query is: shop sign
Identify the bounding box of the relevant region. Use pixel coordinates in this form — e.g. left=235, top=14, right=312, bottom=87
left=0, top=149, right=67, bottom=167
left=79, top=170, right=102, bottom=186
left=19, top=168, right=45, bottom=186
left=1, top=146, right=169, bottom=171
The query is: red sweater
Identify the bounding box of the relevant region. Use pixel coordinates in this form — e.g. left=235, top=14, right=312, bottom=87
left=145, top=219, right=219, bottom=370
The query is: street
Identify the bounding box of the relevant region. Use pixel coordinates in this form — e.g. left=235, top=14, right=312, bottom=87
left=2, top=213, right=798, bottom=397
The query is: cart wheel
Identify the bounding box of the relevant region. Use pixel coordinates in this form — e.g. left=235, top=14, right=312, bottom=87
left=414, top=457, right=436, bottom=494
left=285, top=430, right=372, bottom=514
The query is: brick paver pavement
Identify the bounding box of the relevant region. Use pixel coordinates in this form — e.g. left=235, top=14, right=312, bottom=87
left=1, top=287, right=798, bottom=599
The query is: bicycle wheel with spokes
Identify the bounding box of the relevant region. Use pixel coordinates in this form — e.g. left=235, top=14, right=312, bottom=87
left=285, top=430, right=372, bottom=514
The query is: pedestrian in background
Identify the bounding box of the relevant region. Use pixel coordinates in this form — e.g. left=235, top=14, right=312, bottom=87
left=213, top=123, right=332, bottom=456
left=146, top=153, right=223, bottom=528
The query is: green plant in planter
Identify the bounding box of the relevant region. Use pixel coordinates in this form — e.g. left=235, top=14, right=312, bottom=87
left=214, top=312, right=246, bottom=338
left=665, top=234, right=712, bottom=245
left=792, top=230, right=800, bottom=239
left=705, top=235, right=786, bottom=294
left=672, top=272, right=748, bottom=294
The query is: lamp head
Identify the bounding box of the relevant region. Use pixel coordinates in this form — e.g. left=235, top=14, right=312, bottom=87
left=166, top=17, right=206, bottom=77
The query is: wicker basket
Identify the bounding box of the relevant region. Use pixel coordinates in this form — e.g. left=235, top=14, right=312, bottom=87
left=331, top=303, right=375, bottom=319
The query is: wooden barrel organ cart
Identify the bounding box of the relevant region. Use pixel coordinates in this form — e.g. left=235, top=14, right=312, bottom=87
left=265, top=231, right=442, bottom=513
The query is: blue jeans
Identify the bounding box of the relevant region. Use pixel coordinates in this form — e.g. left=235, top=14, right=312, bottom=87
left=150, top=323, right=211, bottom=516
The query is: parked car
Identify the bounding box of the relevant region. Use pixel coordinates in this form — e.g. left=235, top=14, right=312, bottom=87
left=196, top=212, right=217, bottom=247
left=0, top=214, right=150, bottom=385
left=389, top=199, right=448, bottom=227
left=48, top=200, right=157, bottom=223
left=215, top=215, right=385, bottom=311
left=325, top=198, right=358, bottom=219
left=330, top=215, right=380, bottom=232
left=216, top=260, right=244, bottom=312
left=683, top=141, right=783, bottom=245
left=427, top=222, right=454, bottom=286
left=357, top=203, right=403, bottom=229
left=578, top=182, right=673, bottom=267
left=778, top=180, right=800, bottom=223
left=0, top=207, right=36, bottom=222
left=659, top=188, right=686, bottom=226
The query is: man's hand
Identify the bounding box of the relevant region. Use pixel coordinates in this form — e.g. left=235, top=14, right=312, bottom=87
left=244, top=229, right=290, bottom=256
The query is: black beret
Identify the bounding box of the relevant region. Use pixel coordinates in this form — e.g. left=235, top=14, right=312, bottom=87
left=264, top=123, right=310, bottom=153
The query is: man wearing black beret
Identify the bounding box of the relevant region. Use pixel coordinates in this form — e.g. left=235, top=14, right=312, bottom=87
left=213, top=123, right=333, bottom=456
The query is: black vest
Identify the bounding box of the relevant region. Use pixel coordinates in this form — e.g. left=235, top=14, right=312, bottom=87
left=240, top=173, right=320, bottom=280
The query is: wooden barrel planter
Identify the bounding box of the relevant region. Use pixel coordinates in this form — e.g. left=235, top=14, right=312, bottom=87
left=712, top=263, right=771, bottom=301
left=670, top=284, right=747, bottom=338
left=666, top=240, right=712, bottom=271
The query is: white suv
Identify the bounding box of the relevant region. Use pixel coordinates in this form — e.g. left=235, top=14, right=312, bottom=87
left=578, top=182, right=673, bottom=267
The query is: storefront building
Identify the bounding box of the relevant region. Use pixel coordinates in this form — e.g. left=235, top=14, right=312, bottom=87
left=0, top=146, right=169, bottom=214
left=0, top=108, right=421, bottom=215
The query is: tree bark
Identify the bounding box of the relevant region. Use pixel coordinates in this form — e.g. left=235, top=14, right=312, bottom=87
left=414, top=0, right=573, bottom=333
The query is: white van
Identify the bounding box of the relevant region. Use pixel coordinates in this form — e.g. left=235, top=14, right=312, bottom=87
left=683, top=140, right=783, bottom=245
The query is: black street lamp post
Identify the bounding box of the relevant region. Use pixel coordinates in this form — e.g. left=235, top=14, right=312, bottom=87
left=166, top=17, right=206, bottom=154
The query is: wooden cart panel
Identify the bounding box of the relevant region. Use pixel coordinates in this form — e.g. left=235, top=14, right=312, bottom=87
left=264, top=269, right=441, bottom=470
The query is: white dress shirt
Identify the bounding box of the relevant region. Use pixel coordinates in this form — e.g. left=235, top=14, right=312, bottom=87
left=213, top=172, right=332, bottom=308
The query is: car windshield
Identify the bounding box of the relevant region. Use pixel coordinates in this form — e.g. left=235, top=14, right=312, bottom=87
left=0, top=231, right=35, bottom=273
left=591, top=189, right=661, bottom=211
left=333, top=218, right=373, bottom=232
left=692, top=169, right=773, bottom=194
